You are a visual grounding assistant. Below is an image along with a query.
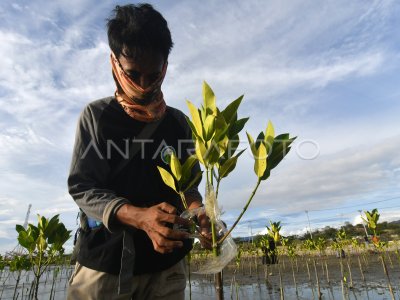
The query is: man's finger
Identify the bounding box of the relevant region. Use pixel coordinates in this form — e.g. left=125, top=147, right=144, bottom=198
left=158, top=226, right=190, bottom=240
left=159, top=213, right=190, bottom=226
left=197, top=211, right=211, bottom=235
left=153, top=231, right=184, bottom=248
left=157, top=202, right=177, bottom=214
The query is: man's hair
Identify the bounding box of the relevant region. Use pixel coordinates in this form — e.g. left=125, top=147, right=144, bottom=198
left=107, top=4, right=173, bottom=60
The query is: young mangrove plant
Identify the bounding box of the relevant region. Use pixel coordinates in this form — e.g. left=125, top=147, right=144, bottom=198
left=362, top=208, right=380, bottom=239
left=363, top=209, right=395, bottom=300
left=263, top=221, right=282, bottom=265
left=157, top=81, right=295, bottom=299
left=15, top=214, right=71, bottom=300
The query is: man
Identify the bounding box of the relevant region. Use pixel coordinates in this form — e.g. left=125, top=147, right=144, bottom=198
left=67, top=4, right=205, bottom=299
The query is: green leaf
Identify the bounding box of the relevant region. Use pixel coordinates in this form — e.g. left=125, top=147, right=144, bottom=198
left=27, top=224, right=39, bottom=241
left=181, top=155, right=199, bottom=185
left=203, top=114, right=215, bottom=141
left=260, top=169, right=271, bottom=181
left=255, top=131, right=265, bottom=149
left=219, top=135, right=241, bottom=164
left=157, top=167, right=177, bottom=193
left=206, top=143, right=221, bottom=166
left=18, top=231, right=35, bottom=251
left=267, top=137, right=295, bottom=170
left=246, top=132, right=256, bottom=156
left=186, top=100, right=203, bottom=139
left=229, top=117, right=249, bottom=137
left=45, top=215, right=60, bottom=240
left=16, top=224, right=25, bottom=233
left=264, top=121, right=275, bottom=154
left=38, top=235, right=47, bottom=251
left=170, top=153, right=182, bottom=181
left=200, top=105, right=207, bottom=122
left=221, top=95, right=244, bottom=124
left=218, top=149, right=245, bottom=178
left=214, top=112, right=229, bottom=142
left=195, top=139, right=207, bottom=165
left=217, top=135, right=229, bottom=158
left=254, top=143, right=267, bottom=178
left=38, top=215, right=47, bottom=231
left=203, top=81, right=216, bottom=114
left=185, top=116, right=201, bottom=141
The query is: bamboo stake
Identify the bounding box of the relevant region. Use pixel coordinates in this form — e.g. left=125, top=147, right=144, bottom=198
left=249, top=257, right=252, bottom=276
left=341, top=279, right=346, bottom=300
left=339, top=257, right=348, bottom=299
left=12, top=271, right=21, bottom=300
left=357, top=256, right=365, bottom=283
left=229, top=274, right=234, bottom=300
left=291, top=260, right=298, bottom=296
left=386, top=251, right=394, bottom=269
left=278, top=264, right=284, bottom=300
left=346, top=258, right=353, bottom=289
left=380, top=255, right=395, bottom=300
left=324, top=260, right=330, bottom=284
left=313, top=259, right=321, bottom=300
left=235, top=277, right=239, bottom=300
left=215, top=271, right=223, bottom=300
left=306, top=259, right=311, bottom=281
left=50, top=268, right=57, bottom=300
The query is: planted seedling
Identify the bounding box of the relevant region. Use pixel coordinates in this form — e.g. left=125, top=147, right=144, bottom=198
left=15, top=214, right=71, bottom=300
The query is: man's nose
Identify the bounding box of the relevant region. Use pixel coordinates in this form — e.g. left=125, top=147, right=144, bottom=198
left=139, top=76, right=151, bottom=89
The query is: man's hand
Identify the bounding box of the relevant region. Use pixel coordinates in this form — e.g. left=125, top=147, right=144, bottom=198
left=116, top=202, right=190, bottom=254
left=186, top=200, right=212, bottom=250
left=196, top=209, right=212, bottom=250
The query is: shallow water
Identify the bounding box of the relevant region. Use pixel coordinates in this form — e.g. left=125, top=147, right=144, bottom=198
left=186, top=281, right=398, bottom=300
left=1, top=266, right=398, bottom=299
left=0, top=266, right=73, bottom=299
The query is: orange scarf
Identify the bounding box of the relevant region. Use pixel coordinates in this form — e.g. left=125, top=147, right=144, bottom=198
left=110, top=52, right=167, bottom=122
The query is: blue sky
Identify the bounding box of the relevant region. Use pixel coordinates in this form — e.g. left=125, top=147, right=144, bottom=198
left=1, top=0, right=400, bottom=253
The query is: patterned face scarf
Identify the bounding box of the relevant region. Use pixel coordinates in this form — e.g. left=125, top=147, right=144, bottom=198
left=110, top=52, right=167, bottom=122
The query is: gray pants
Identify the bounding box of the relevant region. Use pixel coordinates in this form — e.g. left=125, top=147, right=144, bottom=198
left=67, top=260, right=186, bottom=300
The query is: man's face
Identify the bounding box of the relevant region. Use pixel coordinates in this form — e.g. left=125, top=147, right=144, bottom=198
left=118, top=50, right=165, bottom=89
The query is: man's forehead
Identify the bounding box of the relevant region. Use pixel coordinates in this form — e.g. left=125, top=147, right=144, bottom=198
left=121, top=47, right=163, bottom=60
left=119, top=50, right=165, bottom=71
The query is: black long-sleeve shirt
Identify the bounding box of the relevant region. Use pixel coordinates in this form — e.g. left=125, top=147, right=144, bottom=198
left=68, top=96, right=202, bottom=275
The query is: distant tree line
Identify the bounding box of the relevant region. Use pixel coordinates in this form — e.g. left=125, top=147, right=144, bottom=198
left=247, top=220, right=400, bottom=245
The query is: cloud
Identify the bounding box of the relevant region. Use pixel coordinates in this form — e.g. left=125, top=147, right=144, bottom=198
left=0, top=0, right=399, bottom=252
left=214, top=134, right=400, bottom=213
left=163, top=0, right=396, bottom=110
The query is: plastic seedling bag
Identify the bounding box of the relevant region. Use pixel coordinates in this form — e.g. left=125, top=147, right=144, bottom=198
left=176, top=207, right=237, bottom=274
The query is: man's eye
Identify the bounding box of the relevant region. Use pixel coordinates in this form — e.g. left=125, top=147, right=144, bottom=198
left=128, top=71, right=140, bottom=80
left=150, top=74, right=160, bottom=82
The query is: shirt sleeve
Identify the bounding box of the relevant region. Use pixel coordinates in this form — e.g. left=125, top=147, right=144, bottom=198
left=67, top=104, right=129, bottom=232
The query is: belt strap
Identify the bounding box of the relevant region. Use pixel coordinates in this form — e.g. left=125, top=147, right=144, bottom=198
left=118, top=230, right=136, bottom=294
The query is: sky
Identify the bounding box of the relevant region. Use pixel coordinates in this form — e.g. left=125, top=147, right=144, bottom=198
left=0, top=0, right=400, bottom=254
